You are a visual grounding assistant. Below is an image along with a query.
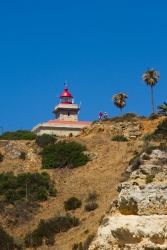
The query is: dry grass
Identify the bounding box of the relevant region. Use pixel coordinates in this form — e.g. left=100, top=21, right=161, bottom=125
left=0, top=118, right=163, bottom=249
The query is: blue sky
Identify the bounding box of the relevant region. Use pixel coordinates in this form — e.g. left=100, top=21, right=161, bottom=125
left=0, top=0, right=167, bottom=132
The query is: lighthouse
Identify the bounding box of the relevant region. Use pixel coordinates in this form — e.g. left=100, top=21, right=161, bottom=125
left=32, top=83, right=91, bottom=136
left=53, top=83, right=80, bottom=121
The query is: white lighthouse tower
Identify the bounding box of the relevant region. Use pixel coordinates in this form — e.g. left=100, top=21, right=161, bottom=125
left=53, top=83, right=80, bottom=121
left=32, top=83, right=91, bottom=136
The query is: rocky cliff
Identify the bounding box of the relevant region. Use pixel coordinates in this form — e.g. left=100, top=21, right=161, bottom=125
left=88, top=147, right=167, bottom=250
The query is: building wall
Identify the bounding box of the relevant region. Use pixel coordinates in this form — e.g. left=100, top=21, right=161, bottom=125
left=33, top=124, right=82, bottom=136
left=56, top=111, right=78, bottom=121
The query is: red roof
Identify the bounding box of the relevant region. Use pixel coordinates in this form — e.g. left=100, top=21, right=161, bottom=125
left=47, top=120, right=92, bottom=125
left=60, top=87, right=73, bottom=98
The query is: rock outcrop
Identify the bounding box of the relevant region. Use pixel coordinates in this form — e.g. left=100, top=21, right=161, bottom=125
left=80, top=121, right=142, bottom=140
left=89, top=148, right=167, bottom=249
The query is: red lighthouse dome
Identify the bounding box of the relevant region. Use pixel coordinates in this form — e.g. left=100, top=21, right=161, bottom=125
left=60, top=84, right=73, bottom=104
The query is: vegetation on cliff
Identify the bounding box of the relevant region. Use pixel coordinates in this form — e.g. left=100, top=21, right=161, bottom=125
left=24, top=214, right=79, bottom=248
left=0, top=130, right=37, bottom=140
left=35, top=133, right=56, bottom=147
left=0, top=171, right=57, bottom=203
left=40, top=140, right=89, bottom=169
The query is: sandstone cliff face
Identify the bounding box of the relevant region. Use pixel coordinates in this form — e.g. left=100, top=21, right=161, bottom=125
left=89, top=148, right=167, bottom=250
left=80, top=117, right=165, bottom=140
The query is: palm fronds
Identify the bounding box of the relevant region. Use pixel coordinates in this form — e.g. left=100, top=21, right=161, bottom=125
left=142, top=69, right=160, bottom=87
left=157, top=102, right=167, bottom=115
left=112, top=92, right=128, bottom=116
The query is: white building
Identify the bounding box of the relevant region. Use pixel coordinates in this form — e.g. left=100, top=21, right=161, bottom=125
left=32, top=84, right=92, bottom=136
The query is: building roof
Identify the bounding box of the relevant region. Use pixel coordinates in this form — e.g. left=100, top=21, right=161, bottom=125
left=60, top=87, right=73, bottom=98
left=47, top=120, right=92, bottom=125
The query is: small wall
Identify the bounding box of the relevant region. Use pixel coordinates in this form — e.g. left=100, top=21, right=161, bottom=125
left=33, top=125, right=81, bottom=136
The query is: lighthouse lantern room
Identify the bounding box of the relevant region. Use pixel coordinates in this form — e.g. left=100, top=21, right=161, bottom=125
left=52, top=83, right=80, bottom=121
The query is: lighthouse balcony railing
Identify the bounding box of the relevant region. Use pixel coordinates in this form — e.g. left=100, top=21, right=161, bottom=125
left=54, top=103, right=79, bottom=110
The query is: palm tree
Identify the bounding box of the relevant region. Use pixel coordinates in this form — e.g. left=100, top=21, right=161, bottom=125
left=112, top=93, right=128, bottom=116
left=157, top=102, right=167, bottom=115
left=142, top=69, right=160, bottom=114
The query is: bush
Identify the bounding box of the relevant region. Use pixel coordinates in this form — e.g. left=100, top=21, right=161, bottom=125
left=142, top=154, right=150, bottom=160
left=83, top=234, right=95, bottom=250
left=123, top=112, right=137, bottom=118
left=6, top=200, right=39, bottom=225
left=72, top=243, right=79, bottom=250
left=0, top=152, right=4, bottom=162
left=145, top=174, right=155, bottom=184
left=87, top=191, right=98, bottom=202
left=0, top=224, right=21, bottom=249
left=110, top=113, right=137, bottom=123
left=111, top=135, right=128, bottom=142
left=64, top=197, right=82, bottom=210
left=40, top=140, right=89, bottom=169
left=119, top=171, right=130, bottom=182
left=0, top=130, right=37, bottom=140
left=69, top=133, right=73, bottom=137
left=142, top=132, right=154, bottom=141
left=36, top=134, right=56, bottom=148
left=19, top=151, right=26, bottom=160
left=84, top=202, right=98, bottom=212
left=5, top=189, right=21, bottom=203
left=0, top=171, right=57, bottom=203
left=24, top=214, right=79, bottom=248
left=145, top=118, right=167, bottom=141
left=145, top=146, right=158, bottom=155
left=37, top=187, right=48, bottom=201
left=129, top=154, right=142, bottom=172
left=149, top=113, right=160, bottom=120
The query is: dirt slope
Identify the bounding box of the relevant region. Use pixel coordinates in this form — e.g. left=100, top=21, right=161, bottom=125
left=0, top=117, right=163, bottom=250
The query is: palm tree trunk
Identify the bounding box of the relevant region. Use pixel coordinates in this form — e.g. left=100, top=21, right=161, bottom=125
left=150, top=86, right=154, bottom=114
left=120, top=108, right=122, bottom=116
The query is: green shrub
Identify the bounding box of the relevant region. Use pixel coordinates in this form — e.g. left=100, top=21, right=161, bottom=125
left=158, top=142, right=167, bottom=151
left=0, top=171, right=57, bottom=203
left=6, top=200, right=39, bottom=225
left=123, top=112, right=137, bottom=118
left=145, top=146, right=158, bottom=155
left=145, top=118, right=167, bottom=141
left=40, top=140, right=89, bottom=169
left=142, top=132, right=154, bottom=141
left=64, top=197, right=82, bottom=210
left=119, top=171, right=130, bottom=182
left=72, top=243, right=79, bottom=250
left=46, top=234, right=55, bottom=246
left=129, top=154, right=142, bottom=172
left=84, top=202, right=98, bottom=212
left=25, top=214, right=79, bottom=248
left=49, top=186, right=57, bottom=197
left=110, top=113, right=137, bottom=123
left=0, top=130, right=37, bottom=140
left=19, top=151, right=26, bottom=160
left=111, top=135, right=128, bottom=142
left=37, top=187, right=48, bottom=201
left=5, top=189, right=21, bottom=203
left=83, top=234, right=95, bottom=250
left=149, top=113, right=160, bottom=120
left=142, top=154, right=150, bottom=160
left=87, top=191, right=98, bottom=202
left=73, top=234, right=95, bottom=250
left=145, top=174, right=155, bottom=184
left=0, top=152, right=4, bottom=162
left=36, top=134, right=56, bottom=148
left=0, top=224, right=20, bottom=249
